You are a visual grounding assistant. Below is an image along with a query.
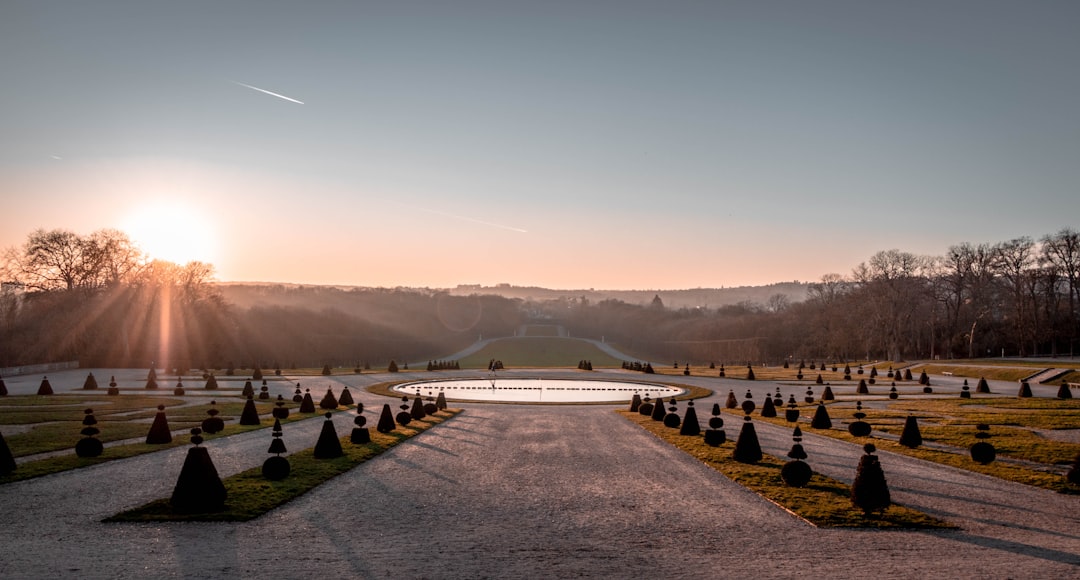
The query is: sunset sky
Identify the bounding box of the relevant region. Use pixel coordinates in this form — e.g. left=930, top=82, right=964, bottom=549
left=2, top=1, right=1078, bottom=290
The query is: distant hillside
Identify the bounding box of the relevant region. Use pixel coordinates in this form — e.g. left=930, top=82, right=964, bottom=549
left=446, top=283, right=809, bottom=309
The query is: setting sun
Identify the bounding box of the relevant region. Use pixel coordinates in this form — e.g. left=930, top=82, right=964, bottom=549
left=121, top=203, right=218, bottom=265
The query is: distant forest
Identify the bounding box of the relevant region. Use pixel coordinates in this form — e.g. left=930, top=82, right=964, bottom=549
left=2, top=227, right=1079, bottom=369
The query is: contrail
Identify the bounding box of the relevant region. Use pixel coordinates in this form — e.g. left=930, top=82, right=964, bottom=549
left=231, top=81, right=304, bottom=104
left=392, top=202, right=528, bottom=233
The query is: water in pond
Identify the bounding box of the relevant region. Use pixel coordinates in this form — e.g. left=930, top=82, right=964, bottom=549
left=392, top=378, right=684, bottom=403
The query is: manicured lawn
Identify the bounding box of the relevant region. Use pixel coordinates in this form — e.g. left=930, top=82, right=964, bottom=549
left=458, top=337, right=625, bottom=368
left=105, top=409, right=461, bottom=522
left=619, top=411, right=952, bottom=529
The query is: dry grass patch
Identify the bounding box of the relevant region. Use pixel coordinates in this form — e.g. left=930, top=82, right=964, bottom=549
left=105, top=409, right=461, bottom=522
left=619, top=411, right=952, bottom=529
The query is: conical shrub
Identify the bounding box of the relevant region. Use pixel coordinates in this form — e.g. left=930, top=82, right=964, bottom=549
left=241, top=380, right=254, bottom=398
left=436, top=392, right=448, bottom=410
left=338, top=387, right=355, bottom=406
left=83, top=373, right=98, bottom=390
left=976, top=377, right=990, bottom=393
left=651, top=396, right=667, bottom=421
left=0, top=378, right=7, bottom=396
left=810, top=402, right=832, bottom=429
left=299, top=389, right=316, bottom=413
left=629, top=394, right=642, bottom=413
left=170, top=429, right=226, bottom=514
left=899, top=415, right=922, bottom=448
left=319, top=387, right=339, bottom=410
left=1059, top=382, right=1074, bottom=400
left=1017, top=381, right=1032, bottom=398
left=821, top=385, right=835, bottom=401
left=146, top=405, right=173, bottom=444
left=725, top=390, right=738, bottom=409
left=204, top=374, right=218, bottom=390
left=239, top=396, right=261, bottom=426
left=376, top=404, right=396, bottom=433
left=856, top=379, right=868, bottom=394
left=760, top=396, right=776, bottom=418
left=0, top=430, right=15, bottom=475
left=851, top=444, right=891, bottom=515
left=313, top=412, right=344, bottom=459
left=37, top=376, right=53, bottom=396
left=411, top=395, right=427, bottom=420
left=746, top=367, right=755, bottom=380
left=732, top=419, right=763, bottom=464
left=680, top=401, right=700, bottom=436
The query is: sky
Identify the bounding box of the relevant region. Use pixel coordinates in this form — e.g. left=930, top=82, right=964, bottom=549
left=2, top=1, right=1078, bottom=290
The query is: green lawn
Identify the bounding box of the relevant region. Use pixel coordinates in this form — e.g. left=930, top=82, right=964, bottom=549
left=459, top=337, right=625, bottom=368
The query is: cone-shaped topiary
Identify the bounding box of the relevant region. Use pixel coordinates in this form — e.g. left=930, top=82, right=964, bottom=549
left=760, top=396, right=777, bottom=418
left=170, top=428, right=226, bottom=514
left=851, top=443, right=891, bottom=516
left=376, top=404, right=396, bottom=433
left=1059, top=382, right=1074, bottom=400
left=725, top=390, right=738, bottom=409
left=204, top=374, right=218, bottom=390
left=810, top=402, right=832, bottom=429
left=919, top=371, right=930, bottom=386
left=75, top=408, right=104, bottom=458
left=976, top=377, right=990, bottom=393
left=970, top=424, right=996, bottom=465
left=436, top=391, right=448, bottom=410
left=83, top=373, right=98, bottom=390
left=37, top=376, right=54, bottom=396
left=338, top=386, right=354, bottom=406
left=898, top=415, right=922, bottom=448
left=241, top=380, right=254, bottom=398
left=1017, top=381, right=1033, bottom=398
left=746, top=367, right=756, bottom=380
left=816, top=374, right=824, bottom=385
left=0, top=430, right=15, bottom=475
left=319, top=387, right=339, bottom=410
left=651, top=395, right=667, bottom=421
left=173, top=378, right=185, bottom=396
left=239, top=396, right=261, bottom=426
left=629, top=394, right=642, bottom=413
left=299, top=389, right=316, bottom=413
left=680, top=401, right=701, bottom=436
left=821, top=385, right=835, bottom=401
left=202, top=401, right=226, bottom=434
left=847, top=401, right=872, bottom=437
left=252, top=367, right=263, bottom=381
left=409, top=394, right=426, bottom=420
left=313, top=412, right=344, bottom=459
left=903, top=369, right=913, bottom=381
left=0, top=377, right=7, bottom=396
left=960, top=379, right=971, bottom=398
left=145, top=374, right=158, bottom=390
left=387, top=360, right=399, bottom=373
left=263, top=419, right=290, bottom=480
left=146, top=405, right=173, bottom=444
left=321, top=364, right=332, bottom=376
left=732, top=418, right=763, bottom=464
left=856, top=379, right=868, bottom=394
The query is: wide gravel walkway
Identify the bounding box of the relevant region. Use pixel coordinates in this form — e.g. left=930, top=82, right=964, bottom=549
left=0, top=371, right=1077, bottom=579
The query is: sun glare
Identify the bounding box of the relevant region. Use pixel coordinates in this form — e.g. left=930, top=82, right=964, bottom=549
left=122, top=203, right=218, bottom=265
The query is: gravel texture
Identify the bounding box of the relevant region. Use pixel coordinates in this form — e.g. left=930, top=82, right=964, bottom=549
left=0, top=370, right=1078, bottom=579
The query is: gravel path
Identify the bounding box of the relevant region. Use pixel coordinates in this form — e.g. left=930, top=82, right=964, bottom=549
left=0, top=372, right=1078, bottom=578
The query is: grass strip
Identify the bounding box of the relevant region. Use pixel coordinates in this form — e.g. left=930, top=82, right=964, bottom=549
left=725, top=401, right=1080, bottom=494
left=619, top=410, right=953, bottom=529
left=0, top=409, right=338, bottom=485
left=105, top=409, right=461, bottom=522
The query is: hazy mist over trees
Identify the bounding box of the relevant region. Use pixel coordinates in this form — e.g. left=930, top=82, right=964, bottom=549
left=2, top=227, right=1079, bottom=368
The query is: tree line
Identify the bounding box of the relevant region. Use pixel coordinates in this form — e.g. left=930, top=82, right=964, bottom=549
left=0, top=228, right=522, bottom=369
left=552, top=228, right=1080, bottom=363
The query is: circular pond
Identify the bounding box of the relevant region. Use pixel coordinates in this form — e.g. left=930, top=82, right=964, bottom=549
left=391, top=377, right=685, bottom=403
